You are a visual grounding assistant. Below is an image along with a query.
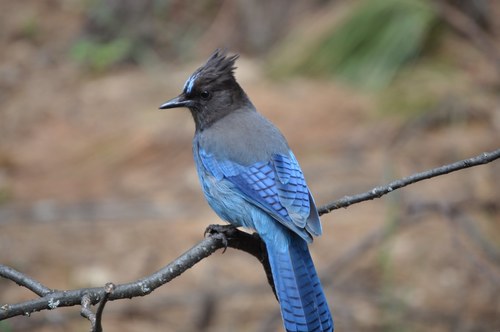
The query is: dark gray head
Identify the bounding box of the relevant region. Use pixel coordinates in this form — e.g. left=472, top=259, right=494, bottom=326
left=159, top=49, right=252, bottom=132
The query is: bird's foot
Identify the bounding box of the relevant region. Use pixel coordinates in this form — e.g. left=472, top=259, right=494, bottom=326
left=204, top=224, right=238, bottom=253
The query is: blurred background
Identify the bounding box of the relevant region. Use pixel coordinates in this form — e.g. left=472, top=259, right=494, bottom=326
left=0, top=0, right=499, bottom=331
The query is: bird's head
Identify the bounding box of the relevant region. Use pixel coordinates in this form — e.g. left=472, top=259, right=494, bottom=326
left=159, top=49, right=251, bottom=131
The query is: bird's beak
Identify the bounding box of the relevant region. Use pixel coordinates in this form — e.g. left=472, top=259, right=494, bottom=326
left=159, top=94, right=190, bottom=109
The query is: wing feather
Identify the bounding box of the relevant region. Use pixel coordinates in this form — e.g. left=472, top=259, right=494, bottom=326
left=199, top=148, right=321, bottom=241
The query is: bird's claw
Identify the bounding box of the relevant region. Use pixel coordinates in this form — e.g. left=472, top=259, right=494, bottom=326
left=204, top=224, right=237, bottom=253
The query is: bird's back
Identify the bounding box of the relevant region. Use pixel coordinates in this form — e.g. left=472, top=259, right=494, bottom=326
left=195, top=107, right=290, bottom=166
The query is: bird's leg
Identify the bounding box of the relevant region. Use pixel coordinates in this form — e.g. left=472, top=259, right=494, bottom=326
left=203, top=224, right=277, bottom=299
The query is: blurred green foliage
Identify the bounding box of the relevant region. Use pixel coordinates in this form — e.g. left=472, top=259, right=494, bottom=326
left=71, top=38, right=133, bottom=72
left=19, top=16, right=40, bottom=41
left=69, top=0, right=149, bottom=72
left=270, top=0, right=439, bottom=90
left=70, top=0, right=224, bottom=71
left=377, top=59, right=457, bottom=117
left=0, top=321, right=12, bottom=332
left=0, top=187, right=12, bottom=205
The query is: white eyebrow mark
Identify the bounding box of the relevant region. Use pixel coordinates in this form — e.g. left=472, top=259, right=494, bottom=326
left=183, top=72, right=199, bottom=94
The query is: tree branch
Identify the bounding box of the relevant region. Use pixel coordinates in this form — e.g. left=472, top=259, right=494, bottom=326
left=0, top=235, right=225, bottom=320
left=317, top=149, right=500, bottom=215
left=0, top=148, right=498, bottom=322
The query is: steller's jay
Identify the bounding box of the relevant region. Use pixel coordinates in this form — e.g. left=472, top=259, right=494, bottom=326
left=159, top=49, right=333, bottom=332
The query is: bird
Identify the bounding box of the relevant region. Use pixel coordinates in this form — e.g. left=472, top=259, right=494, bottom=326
left=159, top=49, right=334, bottom=332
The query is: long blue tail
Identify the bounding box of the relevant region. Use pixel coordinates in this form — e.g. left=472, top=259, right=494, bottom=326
left=265, top=231, right=333, bottom=332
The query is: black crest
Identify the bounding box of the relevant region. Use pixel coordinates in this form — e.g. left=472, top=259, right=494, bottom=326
left=183, top=49, right=239, bottom=94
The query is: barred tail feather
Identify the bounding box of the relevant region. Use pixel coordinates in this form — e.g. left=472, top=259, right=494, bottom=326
left=266, top=233, right=333, bottom=332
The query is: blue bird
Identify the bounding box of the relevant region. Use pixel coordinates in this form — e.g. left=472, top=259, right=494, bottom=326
left=159, top=50, right=333, bottom=332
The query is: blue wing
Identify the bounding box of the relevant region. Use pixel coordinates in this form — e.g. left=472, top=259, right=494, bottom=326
left=199, top=148, right=321, bottom=241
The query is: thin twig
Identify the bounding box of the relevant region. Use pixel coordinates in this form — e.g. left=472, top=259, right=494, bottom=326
left=80, top=294, right=96, bottom=330
left=80, top=283, right=115, bottom=332
left=0, top=265, right=52, bottom=297
left=318, top=149, right=500, bottom=215
left=95, top=283, right=115, bottom=332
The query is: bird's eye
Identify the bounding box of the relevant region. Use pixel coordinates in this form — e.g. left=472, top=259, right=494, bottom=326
left=200, top=90, right=211, bottom=99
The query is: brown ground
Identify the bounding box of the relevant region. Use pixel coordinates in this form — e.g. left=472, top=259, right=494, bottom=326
left=1, top=1, right=499, bottom=331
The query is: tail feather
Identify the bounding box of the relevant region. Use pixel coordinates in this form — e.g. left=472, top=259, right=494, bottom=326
left=266, top=232, right=334, bottom=332
left=304, top=251, right=333, bottom=328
